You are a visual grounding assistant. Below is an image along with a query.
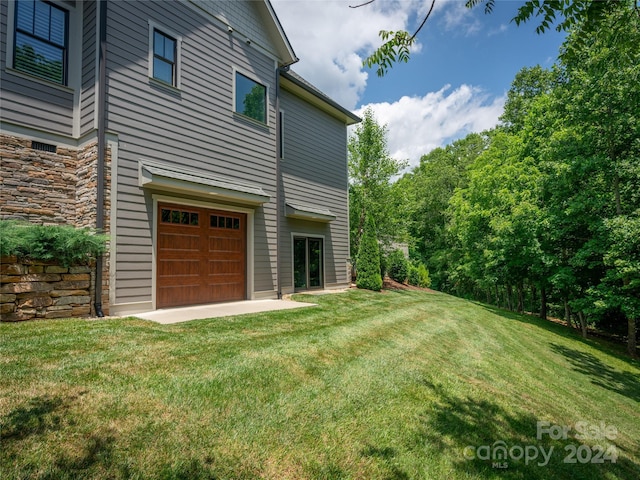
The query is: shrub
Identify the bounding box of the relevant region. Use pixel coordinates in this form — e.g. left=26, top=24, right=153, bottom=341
left=356, top=216, right=383, bottom=291
left=387, top=249, right=409, bottom=283
left=379, top=251, right=388, bottom=279
left=0, top=221, right=108, bottom=267
left=408, top=262, right=431, bottom=288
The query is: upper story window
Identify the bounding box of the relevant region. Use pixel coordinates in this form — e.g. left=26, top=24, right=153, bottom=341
left=148, top=21, right=181, bottom=89
left=235, top=72, right=267, bottom=124
left=153, top=29, right=176, bottom=85
left=14, top=0, right=68, bottom=85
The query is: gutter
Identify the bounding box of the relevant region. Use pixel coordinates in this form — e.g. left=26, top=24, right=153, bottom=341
left=275, top=62, right=295, bottom=300
left=94, top=0, right=107, bottom=317
left=275, top=67, right=283, bottom=299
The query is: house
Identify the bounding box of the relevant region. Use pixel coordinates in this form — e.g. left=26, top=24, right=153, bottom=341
left=0, top=0, right=360, bottom=316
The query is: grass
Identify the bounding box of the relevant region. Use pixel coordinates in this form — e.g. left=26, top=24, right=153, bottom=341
left=1, top=289, right=639, bottom=479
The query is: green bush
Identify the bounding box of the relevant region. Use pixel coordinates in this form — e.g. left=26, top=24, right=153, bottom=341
left=387, top=249, right=409, bottom=283
left=408, top=262, right=431, bottom=288
left=0, top=221, right=108, bottom=267
left=379, top=251, right=388, bottom=279
left=356, top=216, right=383, bottom=291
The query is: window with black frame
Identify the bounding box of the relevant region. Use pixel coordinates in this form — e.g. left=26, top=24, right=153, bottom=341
left=14, top=0, right=68, bottom=84
left=153, top=29, right=177, bottom=86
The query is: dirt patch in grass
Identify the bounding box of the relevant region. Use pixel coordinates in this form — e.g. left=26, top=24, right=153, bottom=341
left=382, top=276, right=438, bottom=294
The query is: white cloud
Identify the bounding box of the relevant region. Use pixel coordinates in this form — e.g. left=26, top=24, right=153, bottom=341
left=272, top=1, right=506, bottom=171
left=438, top=0, right=482, bottom=36
left=272, top=0, right=418, bottom=108
left=355, top=85, right=505, bottom=169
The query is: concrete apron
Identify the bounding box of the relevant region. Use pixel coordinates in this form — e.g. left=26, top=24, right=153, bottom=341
left=134, top=299, right=317, bottom=324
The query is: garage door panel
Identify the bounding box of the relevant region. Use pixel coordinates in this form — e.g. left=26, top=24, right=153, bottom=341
left=157, top=203, right=246, bottom=309
left=208, top=237, right=243, bottom=253
left=203, top=283, right=245, bottom=302
left=207, top=259, right=244, bottom=274
left=159, top=232, right=201, bottom=252
left=159, top=258, right=201, bottom=277
left=158, top=284, right=204, bottom=307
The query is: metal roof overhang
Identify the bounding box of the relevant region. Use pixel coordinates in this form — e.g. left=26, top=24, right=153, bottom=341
left=285, top=202, right=336, bottom=222
left=139, top=160, right=270, bottom=206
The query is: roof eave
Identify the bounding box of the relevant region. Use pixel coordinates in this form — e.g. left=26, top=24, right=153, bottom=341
left=262, top=0, right=298, bottom=67
left=280, top=72, right=361, bottom=126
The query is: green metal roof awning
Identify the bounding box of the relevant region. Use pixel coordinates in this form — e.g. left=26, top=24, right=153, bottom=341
left=139, top=160, right=270, bottom=206
left=285, top=202, right=336, bottom=222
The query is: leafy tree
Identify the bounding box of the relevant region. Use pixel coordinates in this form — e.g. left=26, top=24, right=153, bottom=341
left=398, top=132, right=487, bottom=290
left=387, top=249, right=409, bottom=283
left=408, top=262, right=431, bottom=288
left=601, top=214, right=640, bottom=357
left=357, top=0, right=639, bottom=76
left=500, top=65, right=555, bottom=133
left=356, top=215, right=383, bottom=291
left=348, top=107, right=407, bottom=256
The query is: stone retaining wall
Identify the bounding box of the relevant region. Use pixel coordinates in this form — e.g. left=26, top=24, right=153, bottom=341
left=0, top=257, right=96, bottom=321
left=0, top=133, right=111, bottom=316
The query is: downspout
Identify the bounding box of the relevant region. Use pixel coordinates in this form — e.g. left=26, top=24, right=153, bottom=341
left=275, top=66, right=283, bottom=299
left=94, top=0, right=107, bottom=317
left=275, top=64, right=291, bottom=299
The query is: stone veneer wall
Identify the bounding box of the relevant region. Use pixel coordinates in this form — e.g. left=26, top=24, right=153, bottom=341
left=0, top=257, right=96, bottom=321
left=0, top=133, right=111, bottom=315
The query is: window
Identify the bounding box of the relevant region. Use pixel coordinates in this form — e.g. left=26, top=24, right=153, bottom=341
left=235, top=72, right=267, bottom=123
left=153, top=29, right=176, bottom=85
left=14, top=0, right=68, bottom=84
left=278, top=110, right=284, bottom=158
left=161, top=208, right=199, bottom=226
left=210, top=214, right=241, bottom=230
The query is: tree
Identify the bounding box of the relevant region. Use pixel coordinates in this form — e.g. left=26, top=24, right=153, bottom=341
left=397, top=132, right=487, bottom=290
left=356, top=0, right=639, bottom=76
left=500, top=65, right=555, bottom=133
left=387, top=249, right=409, bottom=283
left=356, top=215, right=383, bottom=291
left=348, top=107, right=407, bottom=256
left=601, top=214, right=640, bottom=357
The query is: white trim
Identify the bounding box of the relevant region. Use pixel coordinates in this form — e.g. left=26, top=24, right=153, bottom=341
left=148, top=20, right=182, bottom=89
left=69, top=1, right=83, bottom=137
left=107, top=135, right=119, bottom=311
left=232, top=66, right=270, bottom=126
left=150, top=194, right=257, bottom=310
left=290, top=232, right=326, bottom=292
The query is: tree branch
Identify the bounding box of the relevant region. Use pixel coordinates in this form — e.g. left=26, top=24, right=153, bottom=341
left=410, top=0, right=437, bottom=41
left=349, top=0, right=376, bottom=9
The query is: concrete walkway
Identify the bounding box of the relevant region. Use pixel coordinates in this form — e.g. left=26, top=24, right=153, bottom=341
left=134, top=298, right=317, bottom=324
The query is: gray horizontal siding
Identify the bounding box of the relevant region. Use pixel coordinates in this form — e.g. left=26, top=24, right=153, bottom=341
left=106, top=0, right=279, bottom=305
left=80, top=0, right=97, bottom=135
left=0, top=0, right=74, bottom=136
left=279, top=89, right=350, bottom=290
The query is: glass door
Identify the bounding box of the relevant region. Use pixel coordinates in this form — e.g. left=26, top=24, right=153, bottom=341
left=294, top=237, right=323, bottom=291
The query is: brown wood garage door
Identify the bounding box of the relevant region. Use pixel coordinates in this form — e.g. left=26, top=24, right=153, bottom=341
left=157, top=203, right=246, bottom=309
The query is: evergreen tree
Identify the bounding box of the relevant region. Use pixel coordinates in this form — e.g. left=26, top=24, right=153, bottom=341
left=356, top=216, right=383, bottom=292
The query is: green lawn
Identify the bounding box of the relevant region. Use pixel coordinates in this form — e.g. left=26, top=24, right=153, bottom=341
left=1, top=289, right=638, bottom=479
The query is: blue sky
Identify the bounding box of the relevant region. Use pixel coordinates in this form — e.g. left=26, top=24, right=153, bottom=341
left=271, top=0, right=566, bottom=168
